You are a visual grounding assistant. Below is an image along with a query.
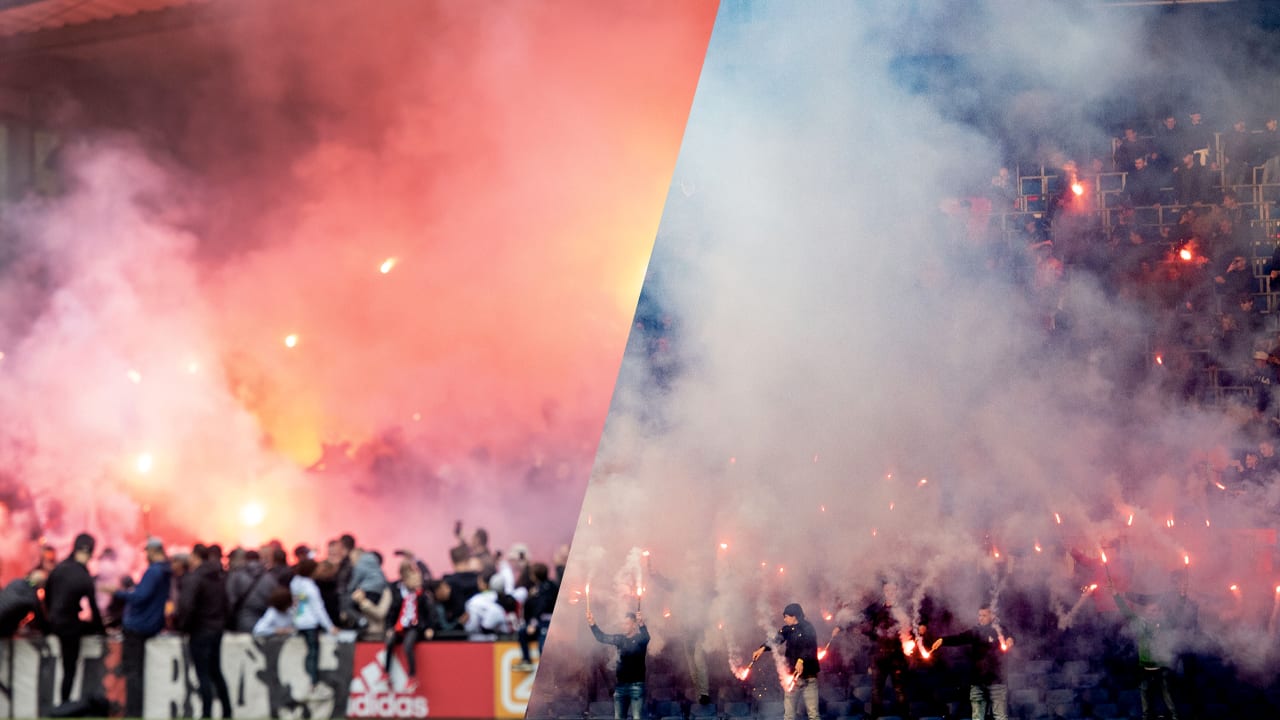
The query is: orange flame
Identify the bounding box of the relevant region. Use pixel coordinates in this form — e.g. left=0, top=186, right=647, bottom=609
left=1179, top=248, right=1193, bottom=262
left=1071, top=182, right=1084, bottom=196
left=902, top=638, right=916, bottom=656
left=817, top=648, right=828, bottom=661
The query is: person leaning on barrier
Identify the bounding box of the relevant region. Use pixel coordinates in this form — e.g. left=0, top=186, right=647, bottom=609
left=113, top=537, right=173, bottom=718
left=0, top=566, right=48, bottom=637
left=45, top=533, right=104, bottom=706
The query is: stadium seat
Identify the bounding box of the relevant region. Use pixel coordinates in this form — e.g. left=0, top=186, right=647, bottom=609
left=588, top=700, right=615, bottom=719
left=652, top=700, right=681, bottom=718
left=689, top=702, right=717, bottom=718
left=725, top=700, right=751, bottom=718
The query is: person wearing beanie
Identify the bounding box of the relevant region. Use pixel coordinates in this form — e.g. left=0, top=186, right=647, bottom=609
left=45, top=532, right=104, bottom=705
left=586, top=607, right=650, bottom=720
left=752, top=602, right=820, bottom=720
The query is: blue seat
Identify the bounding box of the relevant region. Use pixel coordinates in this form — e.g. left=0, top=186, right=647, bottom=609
left=689, top=703, right=717, bottom=719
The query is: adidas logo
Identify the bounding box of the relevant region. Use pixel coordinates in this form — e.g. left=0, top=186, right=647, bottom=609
left=347, top=651, right=429, bottom=718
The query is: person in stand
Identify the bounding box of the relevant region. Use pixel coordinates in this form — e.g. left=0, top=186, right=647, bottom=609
left=752, top=603, right=821, bottom=720
left=384, top=561, right=436, bottom=683
left=177, top=544, right=233, bottom=718
left=929, top=605, right=1014, bottom=720
left=515, top=562, right=558, bottom=671
left=44, top=533, right=104, bottom=706
left=291, top=558, right=338, bottom=700
left=587, top=608, right=650, bottom=720
left=1113, top=580, right=1181, bottom=720
left=858, top=581, right=910, bottom=717
left=0, top=567, right=48, bottom=636
left=114, top=538, right=172, bottom=718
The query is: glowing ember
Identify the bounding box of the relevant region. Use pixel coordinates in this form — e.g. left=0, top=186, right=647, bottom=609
left=889, top=502, right=895, bottom=511
left=1179, top=248, right=1193, bottom=261
left=819, top=504, right=826, bottom=512
left=1214, top=481, right=1226, bottom=490
left=1155, top=353, right=1164, bottom=365
left=1230, top=584, right=1240, bottom=592
left=1054, top=512, right=1062, bottom=524
left=1275, top=585, right=1280, bottom=594
left=993, top=548, right=1001, bottom=559
left=379, top=257, right=398, bottom=274
left=135, top=453, right=153, bottom=474
left=1087, top=583, right=1098, bottom=593
left=284, top=333, right=299, bottom=348
left=1205, top=519, right=1211, bottom=527
left=1071, top=182, right=1084, bottom=196
left=1166, top=517, right=1175, bottom=528
left=823, top=612, right=833, bottom=621
left=663, top=609, right=671, bottom=618
left=719, top=542, right=729, bottom=550
left=1034, top=542, right=1042, bottom=553
left=239, top=501, right=266, bottom=527
left=1127, top=513, right=1134, bottom=526
left=1184, top=554, right=1190, bottom=566
left=918, top=478, right=928, bottom=487
left=1099, top=548, right=1108, bottom=564
left=127, top=369, right=142, bottom=384
left=817, top=648, right=828, bottom=660
left=778, top=566, right=785, bottom=574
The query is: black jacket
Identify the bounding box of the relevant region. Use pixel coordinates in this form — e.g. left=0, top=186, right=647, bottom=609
left=762, top=620, right=820, bottom=678
left=45, top=558, right=102, bottom=634
left=591, top=622, right=650, bottom=683
left=523, top=580, right=558, bottom=624
left=177, top=562, right=228, bottom=635
left=386, top=583, right=437, bottom=634
left=939, top=623, right=1008, bottom=685
left=0, top=579, right=46, bottom=636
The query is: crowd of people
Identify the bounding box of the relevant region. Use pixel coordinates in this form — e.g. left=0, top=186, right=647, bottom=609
left=964, top=112, right=1280, bottom=485
left=0, top=522, right=564, bottom=717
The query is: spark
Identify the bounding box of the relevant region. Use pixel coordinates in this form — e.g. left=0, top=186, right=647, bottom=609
left=1100, top=548, right=1108, bottom=564
left=379, top=257, right=398, bottom=274
left=1071, top=182, right=1084, bottom=196
left=1155, top=353, right=1164, bottom=366
left=1166, top=517, right=1175, bottom=528
left=239, top=501, right=266, bottom=528
left=1034, top=542, right=1042, bottom=553
left=917, top=478, right=928, bottom=487
left=1054, top=512, right=1062, bottom=524
left=1205, top=519, right=1211, bottom=527
left=1230, top=584, right=1240, bottom=592
left=1214, top=481, right=1227, bottom=490
left=823, top=612, right=833, bottom=622
left=284, top=334, right=299, bottom=348
left=778, top=566, right=785, bottom=574
left=135, top=453, right=153, bottom=474
left=719, top=542, right=729, bottom=551
left=1127, top=513, right=1134, bottom=527
left=1179, top=248, right=1193, bottom=261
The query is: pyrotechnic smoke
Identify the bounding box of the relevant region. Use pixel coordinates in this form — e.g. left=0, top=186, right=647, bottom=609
left=533, top=0, right=1280, bottom=708
left=0, top=0, right=717, bottom=577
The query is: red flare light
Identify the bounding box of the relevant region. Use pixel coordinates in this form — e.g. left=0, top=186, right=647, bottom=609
left=1071, top=182, right=1084, bottom=196
left=1229, top=584, right=1240, bottom=592
left=1086, top=583, right=1098, bottom=593
left=1274, top=585, right=1280, bottom=595
left=918, top=477, right=928, bottom=487
left=1054, top=512, right=1062, bottom=524
left=902, top=638, right=916, bottom=656
left=1155, top=353, right=1164, bottom=366
left=735, top=667, right=750, bottom=681
left=1100, top=548, right=1108, bottom=564
left=719, top=542, right=729, bottom=550
left=1127, top=513, right=1134, bottom=527
left=663, top=609, right=671, bottom=618
left=819, top=505, right=826, bottom=513
left=1184, top=554, right=1190, bottom=566
left=817, top=648, right=828, bottom=661
left=889, top=502, right=895, bottom=511
left=1214, top=481, right=1227, bottom=490
left=1179, top=248, right=1193, bottom=262
left=993, top=548, right=1001, bottom=559
left=1034, top=542, right=1043, bottom=553
left=871, top=528, right=878, bottom=537
left=778, top=566, right=785, bottom=575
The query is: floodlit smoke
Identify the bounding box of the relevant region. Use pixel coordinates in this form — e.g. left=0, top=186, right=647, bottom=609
left=534, top=0, right=1280, bottom=707
left=0, top=0, right=718, bottom=577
